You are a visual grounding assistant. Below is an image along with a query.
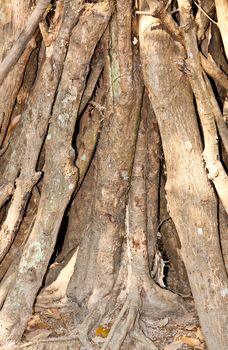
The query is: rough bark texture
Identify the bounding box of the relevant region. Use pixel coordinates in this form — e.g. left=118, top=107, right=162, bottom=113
left=139, top=13, right=228, bottom=350
left=159, top=175, right=191, bottom=296
left=67, top=1, right=143, bottom=307
left=0, top=0, right=51, bottom=84
left=0, top=1, right=111, bottom=345
left=214, top=0, right=228, bottom=60
left=0, top=1, right=227, bottom=349
left=143, top=93, right=161, bottom=268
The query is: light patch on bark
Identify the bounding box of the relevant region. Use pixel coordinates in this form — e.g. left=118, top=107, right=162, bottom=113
left=220, top=288, right=228, bottom=297
left=196, top=227, right=203, bottom=235
left=37, top=248, right=78, bottom=304
left=80, top=154, right=87, bottom=161
left=185, top=140, right=192, bottom=152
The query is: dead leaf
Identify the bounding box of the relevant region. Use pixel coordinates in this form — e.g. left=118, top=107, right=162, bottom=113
left=178, top=336, right=201, bottom=347
left=25, top=329, right=52, bottom=341
left=185, top=324, right=197, bottom=331
left=164, top=340, right=183, bottom=350
left=27, top=315, right=42, bottom=330
left=156, top=317, right=169, bottom=327
left=196, top=327, right=204, bottom=342
left=32, top=321, right=50, bottom=330
left=46, top=308, right=62, bottom=320
left=95, top=326, right=110, bottom=338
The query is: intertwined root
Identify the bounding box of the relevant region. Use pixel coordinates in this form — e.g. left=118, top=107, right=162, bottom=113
left=99, top=280, right=182, bottom=350
left=101, top=291, right=143, bottom=350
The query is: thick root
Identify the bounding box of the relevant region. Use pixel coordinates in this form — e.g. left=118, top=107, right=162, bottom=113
left=101, top=295, right=139, bottom=350
left=13, top=333, right=80, bottom=350
left=99, top=274, right=185, bottom=350
left=100, top=286, right=161, bottom=350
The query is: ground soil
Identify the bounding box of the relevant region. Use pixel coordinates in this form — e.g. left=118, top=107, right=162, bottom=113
left=18, top=296, right=207, bottom=350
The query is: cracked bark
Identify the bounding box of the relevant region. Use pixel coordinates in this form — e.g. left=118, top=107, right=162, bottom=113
left=139, top=9, right=228, bottom=350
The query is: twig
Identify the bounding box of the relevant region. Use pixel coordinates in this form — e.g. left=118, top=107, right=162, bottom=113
left=0, top=0, right=51, bottom=85
left=165, top=0, right=174, bottom=11
left=193, top=0, right=218, bottom=26
left=200, top=53, right=228, bottom=91
left=135, top=10, right=154, bottom=16
left=157, top=217, right=171, bottom=231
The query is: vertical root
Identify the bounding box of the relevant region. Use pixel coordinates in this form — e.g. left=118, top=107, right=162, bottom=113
left=101, top=288, right=160, bottom=350
left=101, top=292, right=141, bottom=350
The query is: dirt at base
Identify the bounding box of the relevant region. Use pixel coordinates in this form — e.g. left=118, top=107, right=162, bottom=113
left=15, top=297, right=207, bottom=350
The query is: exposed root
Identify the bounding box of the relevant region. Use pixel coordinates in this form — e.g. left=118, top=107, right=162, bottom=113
left=101, top=295, right=139, bottom=350
left=131, top=324, right=159, bottom=350
left=76, top=297, right=111, bottom=350
left=101, top=284, right=178, bottom=350
left=14, top=333, right=79, bottom=349
left=35, top=298, right=69, bottom=310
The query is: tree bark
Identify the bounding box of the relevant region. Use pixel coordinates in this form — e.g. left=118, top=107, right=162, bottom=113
left=0, top=1, right=110, bottom=345
left=0, top=1, right=227, bottom=349
left=139, top=13, right=228, bottom=350
left=67, top=1, right=144, bottom=307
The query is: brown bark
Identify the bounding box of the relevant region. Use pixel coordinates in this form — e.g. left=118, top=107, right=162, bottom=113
left=219, top=201, right=228, bottom=273
left=0, top=1, right=82, bottom=263
left=178, top=0, right=228, bottom=215
left=159, top=175, right=191, bottom=296
left=195, top=0, right=215, bottom=42
left=0, top=0, right=51, bottom=84
left=0, top=1, right=227, bottom=349
left=67, top=1, right=143, bottom=309
left=143, top=93, right=161, bottom=268
left=214, top=0, right=228, bottom=60
left=0, top=1, right=110, bottom=345
left=100, top=94, right=183, bottom=350
left=139, top=12, right=228, bottom=350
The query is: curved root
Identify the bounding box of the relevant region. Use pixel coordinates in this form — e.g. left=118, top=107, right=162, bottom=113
left=100, top=289, right=158, bottom=350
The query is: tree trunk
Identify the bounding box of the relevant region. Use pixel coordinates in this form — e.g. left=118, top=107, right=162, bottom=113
left=0, top=1, right=227, bottom=349
left=139, top=12, right=228, bottom=350
left=0, top=1, right=111, bottom=343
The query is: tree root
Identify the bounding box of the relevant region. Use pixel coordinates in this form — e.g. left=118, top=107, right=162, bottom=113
left=72, top=278, right=171, bottom=350
left=14, top=333, right=79, bottom=350
left=101, top=297, right=139, bottom=350
left=132, top=326, right=159, bottom=350
left=100, top=289, right=159, bottom=350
